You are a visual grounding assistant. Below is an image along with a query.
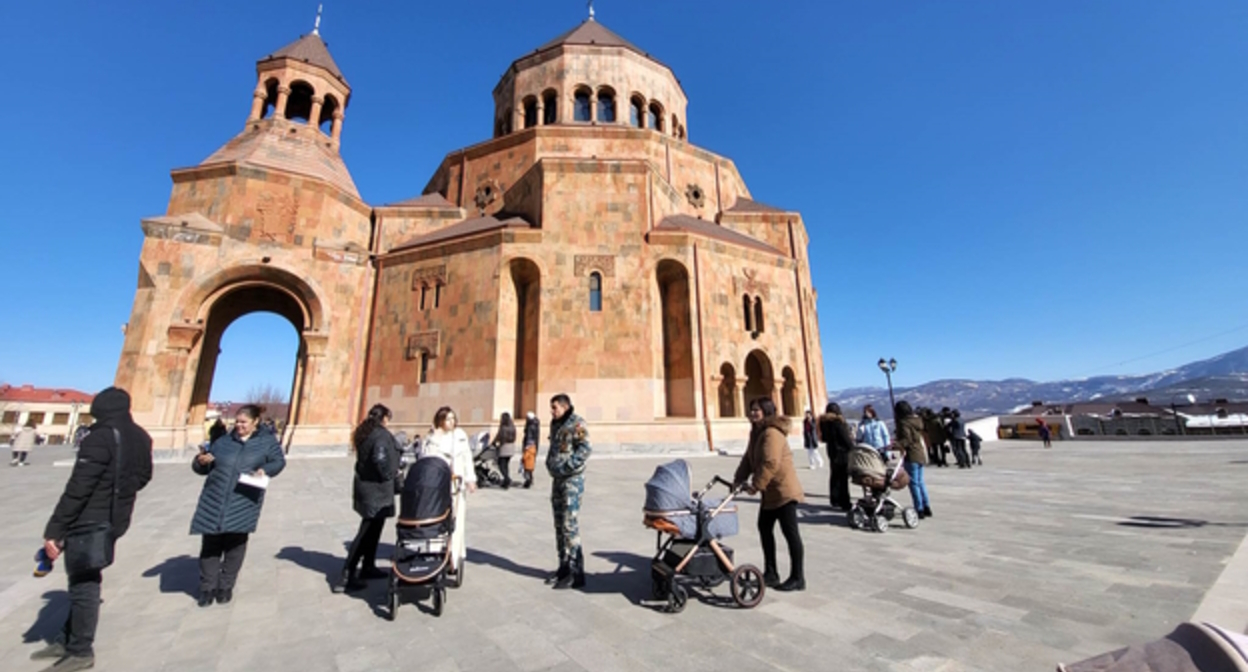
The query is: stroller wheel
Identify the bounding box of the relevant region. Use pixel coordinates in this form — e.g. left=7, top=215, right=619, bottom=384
left=902, top=508, right=920, bottom=529
left=665, top=584, right=687, bottom=614
left=874, top=514, right=890, bottom=533
left=730, top=564, right=765, bottom=609
left=386, top=588, right=398, bottom=621
left=450, top=561, right=464, bottom=589
left=432, top=587, right=445, bottom=617
left=650, top=566, right=669, bottom=600
left=849, top=507, right=867, bottom=530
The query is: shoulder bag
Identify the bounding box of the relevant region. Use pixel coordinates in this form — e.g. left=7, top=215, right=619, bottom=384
left=63, top=428, right=123, bottom=574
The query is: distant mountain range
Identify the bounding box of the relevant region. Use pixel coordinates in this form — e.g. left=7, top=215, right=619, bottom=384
left=828, top=345, right=1248, bottom=417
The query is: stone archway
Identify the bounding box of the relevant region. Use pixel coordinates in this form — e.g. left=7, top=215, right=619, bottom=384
left=502, top=258, right=541, bottom=418
left=743, top=349, right=775, bottom=410
left=781, top=366, right=799, bottom=417
left=657, top=260, right=695, bottom=417
left=718, top=363, right=737, bottom=418
left=179, top=266, right=326, bottom=448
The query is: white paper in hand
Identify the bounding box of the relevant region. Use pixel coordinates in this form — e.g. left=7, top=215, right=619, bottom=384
left=237, top=472, right=270, bottom=490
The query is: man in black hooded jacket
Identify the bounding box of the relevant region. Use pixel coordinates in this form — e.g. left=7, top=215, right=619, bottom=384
left=32, top=387, right=152, bottom=672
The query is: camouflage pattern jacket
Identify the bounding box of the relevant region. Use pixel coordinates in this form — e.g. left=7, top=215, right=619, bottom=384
left=545, top=411, right=592, bottom=479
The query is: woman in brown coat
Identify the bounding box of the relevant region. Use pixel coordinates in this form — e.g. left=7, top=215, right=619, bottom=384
left=734, top=397, right=805, bottom=592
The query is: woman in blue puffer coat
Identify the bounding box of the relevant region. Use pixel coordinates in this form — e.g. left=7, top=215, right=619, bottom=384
left=190, top=404, right=286, bottom=607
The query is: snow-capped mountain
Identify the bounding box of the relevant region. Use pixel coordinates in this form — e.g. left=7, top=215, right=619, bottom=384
left=828, top=345, right=1248, bottom=417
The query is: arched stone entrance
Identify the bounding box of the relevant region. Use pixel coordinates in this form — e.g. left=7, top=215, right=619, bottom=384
left=781, top=366, right=799, bottom=417
left=178, top=266, right=327, bottom=448
left=743, top=349, right=775, bottom=410
left=657, top=260, right=695, bottom=417
left=502, top=258, right=541, bottom=417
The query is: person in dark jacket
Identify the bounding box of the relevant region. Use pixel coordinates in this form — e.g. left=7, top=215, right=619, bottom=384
left=335, top=404, right=400, bottom=593
left=922, top=409, right=949, bottom=467
left=34, top=387, right=152, bottom=672
left=546, top=394, right=591, bottom=590
left=521, top=412, right=540, bottom=489
left=491, top=412, right=518, bottom=489
left=968, top=429, right=984, bottom=466
left=949, top=410, right=970, bottom=469
left=818, top=402, right=855, bottom=511
left=895, top=401, right=932, bottom=519
left=190, top=404, right=285, bottom=607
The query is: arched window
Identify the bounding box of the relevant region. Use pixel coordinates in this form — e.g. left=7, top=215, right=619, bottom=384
left=523, top=97, right=538, bottom=129
left=648, top=102, right=665, bottom=131
left=261, top=78, right=279, bottom=119
left=419, top=352, right=430, bottom=384
left=589, top=272, right=603, bottom=312
left=671, top=114, right=680, bottom=136
left=742, top=294, right=753, bottom=332
left=420, top=285, right=428, bottom=311
left=630, top=96, right=646, bottom=128
left=319, top=94, right=339, bottom=134
left=753, top=296, right=765, bottom=333
left=574, top=88, right=592, bottom=122
left=542, top=90, right=558, bottom=124
left=597, top=88, right=616, bottom=123
left=284, top=81, right=315, bottom=122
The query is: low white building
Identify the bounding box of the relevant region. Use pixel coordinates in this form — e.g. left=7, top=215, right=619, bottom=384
left=0, top=384, right=94, bottom=446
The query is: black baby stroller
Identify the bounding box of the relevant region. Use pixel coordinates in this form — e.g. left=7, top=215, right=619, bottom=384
left=388, top=455, right=454, bottom=619
left=847, top=444, right=919, bottom=533
left=643, top=460, right=765, bottom=614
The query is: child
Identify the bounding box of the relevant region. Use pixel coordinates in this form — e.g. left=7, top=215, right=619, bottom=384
left=968, top=429, right=984, bottom=466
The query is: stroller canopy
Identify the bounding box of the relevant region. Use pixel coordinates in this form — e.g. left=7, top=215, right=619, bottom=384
left=645, top=460, right=692, bottom=513
left=401, top=456, right=452, bottom=521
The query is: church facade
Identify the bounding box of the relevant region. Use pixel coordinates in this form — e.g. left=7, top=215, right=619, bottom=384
left=114, top=17, right=826, bottom=453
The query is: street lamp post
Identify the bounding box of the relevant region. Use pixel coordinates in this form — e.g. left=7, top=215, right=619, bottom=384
left=878, top=358, right=898, bottom=415
left=1171, top=393, right=1195, bottom=436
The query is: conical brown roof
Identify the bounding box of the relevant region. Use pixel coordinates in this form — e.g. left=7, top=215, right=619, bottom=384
left=536, top=19, right=645, bottom=54
left=261, top=33, right=348, bottom=86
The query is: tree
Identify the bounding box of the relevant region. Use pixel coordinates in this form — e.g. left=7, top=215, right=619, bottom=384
left=244, top=383, right=288, bottom=405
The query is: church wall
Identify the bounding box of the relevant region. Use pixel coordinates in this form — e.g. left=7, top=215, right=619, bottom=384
left=374, top=207, right=466, bottom=254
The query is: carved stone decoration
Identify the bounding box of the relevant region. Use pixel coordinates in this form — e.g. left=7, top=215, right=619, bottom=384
left=166, top=324, right=203, bottom=352
left=303, top=332, right=330, bottom=358
left=411, top=265, right=448, bottom=290
left=574, top=255, right=615, bottom=278
left=405, top=330, right=441, bottom=360
left=473, top=179, right=503, bottom=212
left=733, top=268, right=771, bottom=300
left=685, top=183, right=706, bottom=208
left=255, top=192, right=298, bottom=243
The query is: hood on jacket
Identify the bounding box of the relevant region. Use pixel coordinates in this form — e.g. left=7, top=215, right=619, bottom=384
left=754, top=415, right=791, bottom=435
left=90, top=387, right=131, bottom=423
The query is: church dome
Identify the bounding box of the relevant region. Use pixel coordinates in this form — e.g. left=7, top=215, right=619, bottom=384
left=491, top=18, right=687, bottom=140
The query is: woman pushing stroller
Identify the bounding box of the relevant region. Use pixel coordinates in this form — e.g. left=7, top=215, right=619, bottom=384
left=733, top=398, right=805, bottom=592
left=420, top=407, right=476, bottom=582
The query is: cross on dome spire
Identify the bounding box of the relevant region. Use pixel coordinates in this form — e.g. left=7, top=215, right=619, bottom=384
left=587, top=0, right=595, bottom=22
left=312, top=4, right=323, bottom=35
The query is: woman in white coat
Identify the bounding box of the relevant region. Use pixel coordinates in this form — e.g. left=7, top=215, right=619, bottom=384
left=419, top=406, right=477, bottom=581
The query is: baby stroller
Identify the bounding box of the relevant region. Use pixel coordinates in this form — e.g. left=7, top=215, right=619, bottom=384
left=388, top=456, right=455, bottom=619
left=643, top=460, right=765, bottom=614
left=847, top=444, right=919, bottom=533
left=471, top=430, right=505, bottom=487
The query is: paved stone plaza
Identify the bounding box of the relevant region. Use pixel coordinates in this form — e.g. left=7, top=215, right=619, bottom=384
left=2, top=440, right=1247, bottom=671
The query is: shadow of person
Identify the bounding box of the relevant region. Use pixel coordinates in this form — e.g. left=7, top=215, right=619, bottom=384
left=276, top=546, right=346, bottom=589
left=23, top=591, right=68, bottom=644
left=464, top=548, right=548, bottom=580
left=796, top=502, right=848, bottom=526
left=578, top=550, right=652, bottom=605
left=140, top=555, right=200, bottom=598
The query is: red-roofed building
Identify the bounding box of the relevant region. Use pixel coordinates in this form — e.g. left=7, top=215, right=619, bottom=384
left=0, top=384, right=94, bottom=445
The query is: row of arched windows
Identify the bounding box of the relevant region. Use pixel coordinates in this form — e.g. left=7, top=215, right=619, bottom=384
left=259, top=77, right=341, bottom=135
left=742, top=295, right=765, bottom=334
left=506, top=86, right=687, bottom=139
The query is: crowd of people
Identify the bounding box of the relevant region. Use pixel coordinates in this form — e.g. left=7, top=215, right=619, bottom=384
left=28, top=379, right=989, bottom=671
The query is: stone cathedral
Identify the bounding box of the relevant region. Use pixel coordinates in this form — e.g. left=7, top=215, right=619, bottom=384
left=114, top=15, right=827, bottom=453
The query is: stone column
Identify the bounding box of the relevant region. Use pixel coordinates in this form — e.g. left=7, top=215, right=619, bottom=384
left=308, top=96, right=324, bottom=130
left=535, top=103, right=544, bottom=126
left=771, top=381, right=783, bottom=411
left=274, top=85, right=291, bottom=120
left=248, top=88, right=267, bottom=121
left=590, top=93, right=598, bottom=122
left=331, top=110, right=344, bottom=141
left=514, top=104, right=524, bottom=132
left=734, top=380, right=748, bottom=418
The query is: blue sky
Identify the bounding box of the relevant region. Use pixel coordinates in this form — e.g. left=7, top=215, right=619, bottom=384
left=1, top=0, right=1246, bottom=400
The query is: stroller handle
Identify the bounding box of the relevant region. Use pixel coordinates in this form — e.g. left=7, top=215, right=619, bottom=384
left=694, top=475, right=742, bottom=501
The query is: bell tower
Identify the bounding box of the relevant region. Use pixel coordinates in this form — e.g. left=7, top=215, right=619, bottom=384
left=245, top=13, right=351, bottom=150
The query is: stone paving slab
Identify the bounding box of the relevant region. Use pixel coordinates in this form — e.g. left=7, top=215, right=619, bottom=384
left=1, top=440, right=1247, bottom=671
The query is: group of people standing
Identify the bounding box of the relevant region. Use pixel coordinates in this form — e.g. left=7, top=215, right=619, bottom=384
left=916, top=407, right=984, bottom=469
left=485, top=411, right=541, bottom=489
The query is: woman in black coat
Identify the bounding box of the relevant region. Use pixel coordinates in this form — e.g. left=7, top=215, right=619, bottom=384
left=817, top=402, right=855, bottom=510
left=491, top=413, right=518, bottom=489
left=191, top=404, right=286, bottom=607
left=335, top=404, right=400, bottom=593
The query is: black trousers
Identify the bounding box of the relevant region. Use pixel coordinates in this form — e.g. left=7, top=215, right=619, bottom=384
left=828, top=449, right=851, bottom=510
left=343, top=515, right=386, bottom=575
left=199, top=533, right=249, bottom=594
left=62, top=569, right=102, bottom=656
left=757, top=501, right=804, bottom=581
left=12, top=450, right=28, bottom=463
left=952, top=439, right=970, bottom=466
left=498, top=456, right=513, bottom=487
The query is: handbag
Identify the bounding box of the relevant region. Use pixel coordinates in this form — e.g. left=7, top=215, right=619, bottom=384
left=63, top=428, right=123, bottom=575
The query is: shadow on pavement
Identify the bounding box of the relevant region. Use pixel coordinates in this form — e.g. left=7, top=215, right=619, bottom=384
left=1117, top=516, right=1248, bottom=529
left=22, top=590, right=68, bottom=644
left=582, top=551, right=650, bottom=604
left=276, top=546, right=391, bottom=614
left=141, top=555, right=200, bottom=598
left=464, top=547, right=548, bottom=580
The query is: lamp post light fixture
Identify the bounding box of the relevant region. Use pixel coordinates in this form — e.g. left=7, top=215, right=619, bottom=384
left=877, top=358, right=898, bottom=414
left=1171, top=393, right=1196, bottom=436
